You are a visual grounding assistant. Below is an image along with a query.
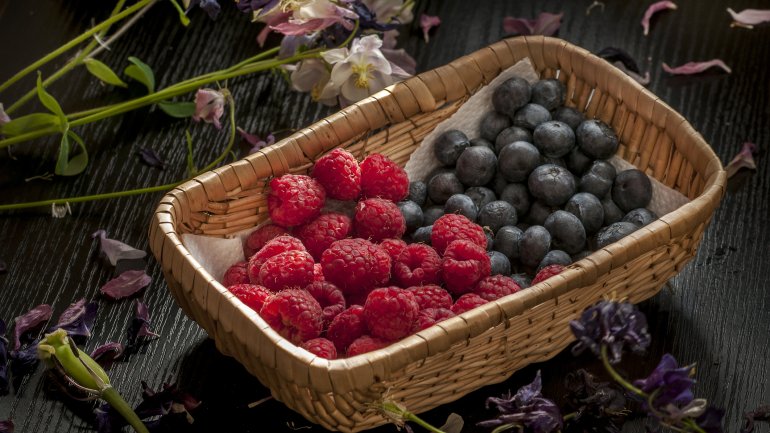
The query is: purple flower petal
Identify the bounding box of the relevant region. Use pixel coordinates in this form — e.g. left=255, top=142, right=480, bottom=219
left=12, top=304, right=52, bottom=351
left=420, top=14, right=441, bottom=43
left=569, top=300, right=651, bottom=364
left=726, top=142, right=758, bottom=178
left=727, top=8, right=770, bottom=28
left=100, top=270, right=152, bottom=300
left=188, top=0, right=220, bottom=19
left=503, top=12, right=563, bottom=36
left=9, top=341, right=40, bottom=378
left=0, top=419, right=13, bottom=433
left=137, top=148, right=165, bottom=170
left=0, top=319, right=8, bottom=395
left=662, top=59, right=732, bottom=75
left=91, top=342, right=125, bottom=367
left=479, top=371, right=563, bottom=433
left=642, top=1, right=677, bottom=36
left=92, top=230, right=147, bottom=266
left=48, top=299, right=98, bottom=340
left=697, top=406, right=725, bottom=433
left=126, top=300, right=159, bottom=350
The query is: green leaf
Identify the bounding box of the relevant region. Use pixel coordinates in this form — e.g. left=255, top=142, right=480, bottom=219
left=83, top=58, right=128, bottom=87
left=158, top=101, right=195, bottom=118
left=185, top=129, right=197, bottom=176
left=55, top=133, right=71, bottom=176
left=54, top=131, right=89, bottom=176
left=124, top=57, right=155, bottom=93
left=0, top=113, right=60, bottom=136
left=37, top=73, right=66, bottom=121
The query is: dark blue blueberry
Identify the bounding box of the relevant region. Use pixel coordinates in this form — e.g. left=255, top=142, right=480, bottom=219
left=456, top=146, right=497, bottom=186
left=565, top=192, right=605, bottom=235
left=489, top=171, right=509, bottom=196
left=576, top=119, right=619, bottom=159
left=513, top=103, right=552, bottom=130
left=566, top=147, right=593, bottom=176
left=595, top=221, right=638, bottom=249
left=544, top=210, right=587, bottom=254
left=533, top=121, right=575, bottom=158
left=479, top=201, right=518, bottom=233
left=519, top=225, right=551, bottom=268
left=423, top=206, right=445, bottom=226
left=480, top=112, right=511, bottom=142
left=485, top=230, right=495, bottom=251
left=465, top=186, right=497, bottom=209
left=492, top=77, right=531, bottom=118
left=488, top=251, right=512, bottom=276
left=601, top=196, right=624, bottom=226
left=445, top=194, right=478, bottom=221
left=612, top=169, right=653, bottom=212
left=552, top=106, right=585, bottom=131
left=500, top=183, right=531, bottom=216
left=471, top=137, right=495, bottom=152
left=428, top=170, right=464, bottom=204
left=495, top=126, right=532, bottom=155
left=528, top=164, right=577, bottom=207
left=622, top=208, right=657, bottom=227
left=398, top=200, right=424, bottom=233
left=541, top=156, right=567, bottom=168
left=494, top=226, right=523, bottom=260
left=434, top=130, right=470, bottom=166
left=408, top=181, right=428, bottom=206
left=511, top=273, right=531, bottom=289
left=411, top=225, right=433, bottom=245
left=579, top=160, right=617, bottom=198
left=498, top=141, right=541, bottom=183
left=538, top=250, right=572, bottom=271
left=532, top=79, right=566, bottom=111
left=526, top=200, right=558, bottom=226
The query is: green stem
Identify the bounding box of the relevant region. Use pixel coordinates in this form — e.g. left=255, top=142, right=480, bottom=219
left=682, top=419, right=708, bottom=433
left=102, top=387, right=150, bottom=433
left=167, top=0, right=191, bottom=26
left=403, top=411, right=446, bottom=433
left=600, top=345, right=646, bottom=397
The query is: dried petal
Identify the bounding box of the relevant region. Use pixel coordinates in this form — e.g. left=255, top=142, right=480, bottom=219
left=9, top=341, right=40, bottom=378
left=612, top=61, right=651, bottom=86
left=726, top=142, right=758, bottom=178
left=12, top=304, right=52, bottom=350
left=137, top=148, right=165, bottom=169
left=0, top=419, right=13, bottom=433
left=91, top=342, right=125, bottom=367
left=697, top=406, right=726, bottom=433
left=48, top=299, right=98, bottom=340
left=642, top=1, right=677, bottom=36
left=440, top=413, right=464, bottom=433
left=188, top=0, right=221, bottom=19
left=479, top=371, right=563, bottom=433
left=0, top=319, right=8, bottom=395
left=503, top=12, right=563, bottom=36
left=742, top=404, right=770, bottom=433
left=238, top=127, right=276, bottom=154
left=420, top=14, right=441, bottom=43
left=92, top=230, right=147, bottom=266
left=100, top=270, right=152, bottom=300
left=727, top=8, right=770, bottom=28
left=597, top=47, right=641, bottom=73
left=662, top=59, right=732, bottom=75
left=569, top=300, right=651, bottom=364
left=192, top=88, right=226, bottom=129
left=126, top=300, right=159, bottom=349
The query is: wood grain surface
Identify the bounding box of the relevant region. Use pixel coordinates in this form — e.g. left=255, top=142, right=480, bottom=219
left=1, top=0, right=768, bottom=432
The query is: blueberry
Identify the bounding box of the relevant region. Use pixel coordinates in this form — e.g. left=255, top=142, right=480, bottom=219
left=456, top=146, right=497, bottom=186
left=533, top=120, right=575, bottom=159
left=571, top=250, right=593, bottom=262
left=498, top=141, right=541, bottom=183
left=434, top=130, right=470, bottom=166
left=411, top=225, right=433, bottom=245
left=531, top=79, right=566, bottom=111
left=423, top=206, right=445, bottom=226
left=488, top=171, right=509, bottom=196
left=398, top=200, right=424, bottom=233
left=471, top=137, right=495, bottom=152
left=564, top=192, right=604, bottom=235
left=485, top=231, right=495, bottom=251
left=566, top=147, right=593, bottom=176
left=513, top=103, right=552, bottom=130
left=492, top=77, right=531, bottom=117
left=428, top=171, right=464, bottom=204
left=579, top=160, right=617, bottom=198
left=465, top=186, right=497, bottom=209
left=595, top=221, right=638, bottom=249
left=612, top=169, right=653, bottom=212
left=408, top=181, right=428, bottom=206
left=480, top=111, right=512, bottom=142
left=538, top=250, right=572, bottom=271
left=494, top=226, right=523, bottom=260
left=511, top=273, right=531, bottom=289
left=495, top=126, right=532, bottom=155
left=576, top=119, right=619, bottom=159
left=623, top=208, right=657, bottom=227
left=488, top=251, right=512, bottom=276
left=500, top=183, right=531, bottom=216
left=544, top=210, right=587, bottom=254
left=552, top=106, right=585, bottom=131
left=601, top=196, right=624, bottom=225
left=479, top=201, right=518, bottom=233
left=445, top=194, right=478, bottom=221
left=519, top=225, right=551, bottom=268
left=541, top=156, right=567, bottom=168
left=528, top=164, right=577, bottom=206
left=526, top=200, right=558, bottom=225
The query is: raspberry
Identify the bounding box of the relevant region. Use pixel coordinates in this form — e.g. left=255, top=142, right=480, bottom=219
left=411, top=308, right=455, bottom=332
left=379, top=238, right=408, bottom=262
left=347, top=335, right=390, bottom=357
left=295, top=213, right=352, bottom=261
left=451, top=293, right=488, bottom=315
left=313, top=263, right=325, bottom=281
left=431, top=214, right=487, bottom=254
left=260, top=289, right=323, bottom=344
left=532, top=264, right=565, bottom=285
left=360, top=154, right=409, bottom=202
left=305, top=281, right=346, bottom=327
left=327, top=305, right=366, bottom=352
left=259, top=250, right=315, bottom=292
left=393, top=244, right=442, bottom=287
left=228, top=284, right=272, bottom=312
left=363, top=287, right=419, bottom=340
left=311, top=148, right=362, bottom=200
left=300, top=338, right=338, bottom=360
left=268, top=174, right=326, bottom=227
left=223, top=261, right=249, bottom=287
left=321, top=239, right=391, bottom=297
left=248, top=236, right=306, bottom=283
left=353, top=198, right=406, bottom=242
left=473, top=275, right=521, bottom=301
left=441, top=240, right=491, bottom=295
left=407, top=285, right=453, bottom=310
left=244, top=224, right=289, bottom=258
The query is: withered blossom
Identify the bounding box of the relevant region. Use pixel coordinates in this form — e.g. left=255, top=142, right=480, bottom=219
left=569, top=300, right=651, bottom=364
left=503, top=12, right=563, bottom=36
left=92, top=229, right=147, bottom=266
left=725, top=142, right=758, bottom=178
left=100, top=270, right=152, bottom=300
left=642, top=1, right=677, bottom=36
left=662, top=59, right=732, bottom=75
left=420, top=14, right=441, bottom=43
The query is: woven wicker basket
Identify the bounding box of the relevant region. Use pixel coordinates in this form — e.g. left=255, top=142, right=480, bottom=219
left=149, top=36, right=726, bottom=432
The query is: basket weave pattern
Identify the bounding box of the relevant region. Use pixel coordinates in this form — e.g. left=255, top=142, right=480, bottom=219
left=150, top=36, right=725, bottom=432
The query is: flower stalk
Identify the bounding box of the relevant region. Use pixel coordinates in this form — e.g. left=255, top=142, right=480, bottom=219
left=378, top=401, right=447, bottom=433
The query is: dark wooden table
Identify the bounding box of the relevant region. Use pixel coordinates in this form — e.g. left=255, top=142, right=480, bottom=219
left=1, top=0, right=768, bottom=432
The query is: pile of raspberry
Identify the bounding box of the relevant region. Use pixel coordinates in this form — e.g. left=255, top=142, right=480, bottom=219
left=220, top=149, right=564, bottom=359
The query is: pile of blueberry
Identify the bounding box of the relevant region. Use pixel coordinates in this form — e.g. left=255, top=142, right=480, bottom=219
left=398, top=77, right=657, bottom=287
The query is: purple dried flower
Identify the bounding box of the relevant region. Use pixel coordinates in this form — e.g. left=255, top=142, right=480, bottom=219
left=726, top=142, right=758, bottom=178
left=137, top=148, right=165, bottom=169
left=697, top=406, right=725, bottom=433
left=642, top=1, right=677, bottom=36
left=742, top=404, right=770, bottom=433
left=188, top=0, right=221, bottom=19
left=420, top=14, right=441, bottom=42
left=569, top=300, right=651, bottom=364
left=278, top=34, right=316, bottom=59
left=633, top=354, right=695, bottom=409
left=92, top=230, right=147, bottom=266
left=503, top=12, right=563, bottom=36
left=48, top=299, right=98, bottom=340
left=727, top=8, right=770, bottom=28
left=563, top=369, right=627, bottom=433
left=662, top=59, right=732, bottom=75
left=9, top=340, right=40, bottom=378
left=91, top=342, right=125, bottom=367
left=96, top=380, right=201, bottom=432
left=478, top=371, right=563, bottom=433
left=100, top=270, right=151, bottom=300
left=351, top=2, right=400, bottom=31
left=0, top=419, right=13, bottom=433
left=192, top=88, right=226, bottom=129
left=126, top=300, right=159, bottom=350
left=0, top=319, right=8, bottom=395
left=12, top=304, right=52, bottom=351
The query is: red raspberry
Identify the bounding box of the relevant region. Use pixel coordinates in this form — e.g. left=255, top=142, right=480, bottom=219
left=411, top=308, right=455, bottom=332
left=379, top=238, right=408, bottom=261
left=228, top=284, right=272, bottom=312
left=407, top=285, right=453, bottom=310
left=305, top=281, right=346, bottom=328
left=360, top=154, right=409, bottom=202
left=363, top=287, right=419, bottom=340
left=268, top=174, right=326, bottom=227
left=260, top=289, right=323, bottom=344
left=474, top=275, right=522, bottom=301
left=441, top=240, right=491, bottom=295
left=313, top=263, right=325, bottom=281
left=431, top=214, right=487, bottom=255
left=320, top=239, right=391, bottom=297
left=244, top=224, right=289, bottom=258
left=532, top=264, right=565, bottom=285
left=223, top=261, right=249, bottom=287
left=327, top=305, right=366, bottom=353
left=353, top=198, right=406, bottom=242
left=295, top=213, right=352, bottom=261
left=347, top=335, right=390, bottom=357
left=393, top=244, right=442, bottom=287
left=259, top=250, right=315, bottom=292
left=300, top=338, right=338, bottom=360
left=311, top=148, right=362, bottom=201
left=247, top=235, right=305, bottom=283
left=451, top=293, right=488, bottom=315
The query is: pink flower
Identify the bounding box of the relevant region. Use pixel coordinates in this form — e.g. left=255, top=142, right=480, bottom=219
left=270, top=0, right=358, bottom=36
left=361, top=0, right=413, bottom=25
left=503, top=12, right=563, bottom=36
left=725, top=142, right=758, bottom=178
left=193, top=88, right=226, bottom=129
left=420, top=14, right=441, bottom=43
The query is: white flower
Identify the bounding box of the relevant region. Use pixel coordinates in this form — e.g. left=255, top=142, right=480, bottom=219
left=51, top=202, right=72, bottom=218
left=361, top=0, right=413, bottom=24
left=288, top=59, right=336, bottom=105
